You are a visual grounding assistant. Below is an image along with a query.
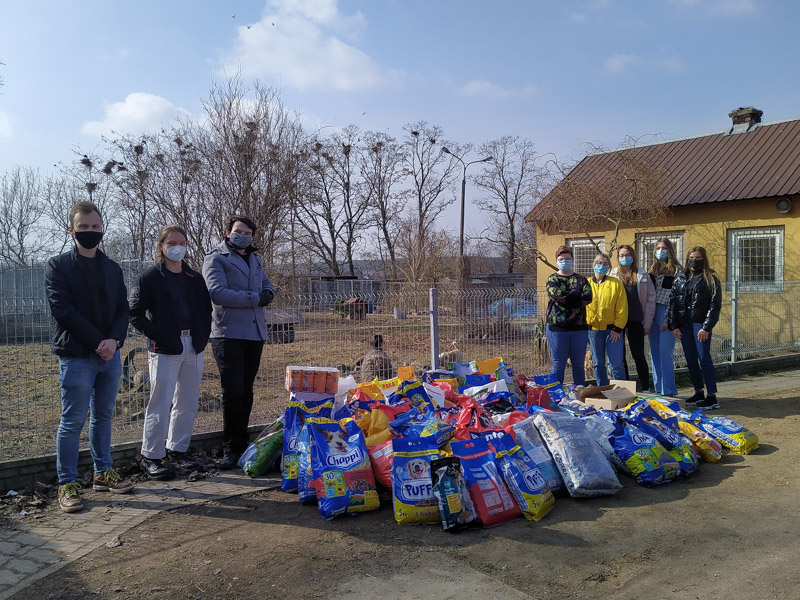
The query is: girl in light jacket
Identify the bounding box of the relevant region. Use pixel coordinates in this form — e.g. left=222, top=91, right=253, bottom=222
left=586, top=253, right=628, bottom=386
left=610, top=245, right=656, bottom=393
left=647, top=238, right=681, bottom=396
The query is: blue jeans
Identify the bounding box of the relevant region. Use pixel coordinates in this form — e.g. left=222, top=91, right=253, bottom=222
left=546, top=327, right=589, bottom=386
left=56, top=351, right=122, bottom=484
left=588, top=329, right=626, bottom=386
left=649, top=304, right=677, bottom=396
left=679, top=323, right=717, bottom=395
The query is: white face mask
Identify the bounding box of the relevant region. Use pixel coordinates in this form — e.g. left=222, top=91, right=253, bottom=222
left=164, top=245, right=186, bottom=262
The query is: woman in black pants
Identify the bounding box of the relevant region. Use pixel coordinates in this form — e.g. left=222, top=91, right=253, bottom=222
left=611, top=245, right=656, bottom=392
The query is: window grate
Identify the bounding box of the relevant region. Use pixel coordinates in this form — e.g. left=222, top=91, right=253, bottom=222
left=567, top=238, right=605, bottom=278
left=728, top=227, right=784, bottom=291
left=636, top=231, right=684, bottom=269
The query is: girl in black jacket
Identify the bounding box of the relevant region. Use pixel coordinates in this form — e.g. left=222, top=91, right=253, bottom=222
left=668, top=246, right=722, bottom=410
left=129, top=225, right=212, bottom=478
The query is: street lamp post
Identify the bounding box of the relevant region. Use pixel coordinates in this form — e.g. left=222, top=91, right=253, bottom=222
left=441, top=147, right=493, bottom=287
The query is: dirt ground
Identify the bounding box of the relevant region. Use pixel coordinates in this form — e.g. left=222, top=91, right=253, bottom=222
left=9, top=373, right=800, bottom=600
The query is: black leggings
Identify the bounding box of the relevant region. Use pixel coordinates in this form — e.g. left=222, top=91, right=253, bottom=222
left=211, top=338, right=264, bottom=454
left=622, top=320, right=651, bottom=391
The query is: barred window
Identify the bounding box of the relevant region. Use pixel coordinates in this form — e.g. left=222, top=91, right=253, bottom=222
left=727, top=227, right=784, bottom=291
left=567, top=237, right=605, bottom=277
left=636, top=232, right=684, bottom=269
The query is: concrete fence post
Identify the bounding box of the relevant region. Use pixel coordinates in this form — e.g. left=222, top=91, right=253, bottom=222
left=731, top=278, right=739, bottom=363
left=430, top=287, right=439, bottom=370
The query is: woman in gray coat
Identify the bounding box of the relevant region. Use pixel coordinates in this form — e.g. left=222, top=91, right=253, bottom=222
left=202, top=216, right=275, bottom=469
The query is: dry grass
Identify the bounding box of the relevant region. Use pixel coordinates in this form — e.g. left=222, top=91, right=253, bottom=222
left=0, top=309, right=552, bottom=461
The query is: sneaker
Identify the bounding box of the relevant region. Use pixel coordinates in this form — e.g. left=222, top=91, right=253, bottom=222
left=140, top=456, right=174, bottom=481
left=93, top=468, right=135, bottom=494
left=684, top=391, right=705, bottom=406
left=695, top=395, right=720, bottom=410
left=166, top=450, right=200, bottom=471
left=58, top=483, right=83, bottom=513
left=640, top=389, right=652, bottom=395
left=218, top=444, right=238, bottom=470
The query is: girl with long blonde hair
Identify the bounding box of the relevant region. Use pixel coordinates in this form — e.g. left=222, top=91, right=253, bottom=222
left=668, top=246, right=722, bottom=409
left=610, top=244, right=656, bottom=392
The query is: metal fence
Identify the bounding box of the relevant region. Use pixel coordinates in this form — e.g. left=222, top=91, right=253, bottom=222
left=1, top=262, right=799, bottom=462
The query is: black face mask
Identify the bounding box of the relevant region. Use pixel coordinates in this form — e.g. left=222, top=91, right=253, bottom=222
left=688, top=258, right=704, bottom=272
left=74, top=231, right=104, bottom=250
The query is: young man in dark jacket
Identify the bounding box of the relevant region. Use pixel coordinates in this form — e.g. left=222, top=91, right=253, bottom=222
left=202, top=216, right=275, bottom=469
left=45, top=201, right=134, bottom=513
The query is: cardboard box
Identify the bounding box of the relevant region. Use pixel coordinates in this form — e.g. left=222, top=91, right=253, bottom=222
left=579, top=379, right=637, bottom=410
left=285, top=366, right=340, bottom=394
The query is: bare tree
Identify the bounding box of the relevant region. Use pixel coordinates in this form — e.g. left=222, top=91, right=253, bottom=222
left=358, top=131, right=405, bottom=279
left=399, top=122, right=460, bottom=282
left=0, top=167, right=52, bottom=264
left=394, top=215, right=457, bottom=285
left=474, top=136, right=542, bottom=273
left=191, top=77, right=303, bottom=267
left=528, top=140, right=670, bottom=263
left=294, top=137, right=348, bottom=276
left=101, top=135, right=163, bottom=261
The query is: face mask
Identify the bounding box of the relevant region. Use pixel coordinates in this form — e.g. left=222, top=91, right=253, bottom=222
left=594, top=264, right=610, bottom=276
left=619, top=256, right=634, bottom=267
left=164, top=245, right=186, bottom=262
left=557, top=259, right=573, bottom=271
left=688, top=258, right=704, bottom=272
left=74, top=231, right=103, bottom=250
left=229, top=232, right=252, bottom=249
left=655, top=249, right=668, bottom=261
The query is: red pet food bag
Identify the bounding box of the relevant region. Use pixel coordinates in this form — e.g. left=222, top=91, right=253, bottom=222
left=450, top=437, right=521, bottom=527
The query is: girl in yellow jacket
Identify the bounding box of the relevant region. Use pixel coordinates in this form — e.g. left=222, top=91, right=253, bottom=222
left=586, top=253, right=628, bottom=386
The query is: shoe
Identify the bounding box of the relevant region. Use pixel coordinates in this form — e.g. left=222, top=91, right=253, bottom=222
left=218, top=445, right=238, bottom=470
left=140, top=456, right=174, bottom=481
left=58, top=483, right=83, bottom=513
left=684, top=391, right=705, bottom=406
left=93, top=468, right=135, bottom=494
left=695, top=395, right=720, bottom=410
left=640, top=389, right=652, bottom=395
left=167, top=450, right=200, bottom=471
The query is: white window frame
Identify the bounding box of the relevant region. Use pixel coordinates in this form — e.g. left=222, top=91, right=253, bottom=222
left=567, top=237, right=605, bottom=278
left=727, top=226, right=784, bottom=292
left=636, top=231, right=685, bottom=271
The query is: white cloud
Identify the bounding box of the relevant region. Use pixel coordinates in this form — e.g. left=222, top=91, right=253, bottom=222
left=657, top=57, right=685, bottom=72
left=669, top=0, right=758, bottom=16
left=605, top=54, right=639, bottom=74
left=457, top=80, right=538, bottom=100
left=0, top=111, right=11, bottom=140
left=459, top=80, right=511, bottom=100
left=604, top=53, right=684, bottom=75
left=97, top=48, right=130, bottom=64
left=80, top=92, right=190, bottom=138
left=222, top=0, right=401, bottom=92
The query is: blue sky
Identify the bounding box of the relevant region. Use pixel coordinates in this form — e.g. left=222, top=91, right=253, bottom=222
left=1, top=0, right=799, bottom=229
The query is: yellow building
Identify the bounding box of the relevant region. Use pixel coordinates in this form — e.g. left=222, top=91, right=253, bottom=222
left=527, top=107, right=800, bottom=357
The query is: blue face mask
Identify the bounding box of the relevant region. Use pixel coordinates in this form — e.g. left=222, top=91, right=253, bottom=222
left=594, top=264, right=610, bottom=276
left=229, top=232, right=252, bottom=249
left=619, top=256, right=634, bottom=267
left=655, top=249, right=668, bottom=261
left=557, top=259, right=573, bottom=271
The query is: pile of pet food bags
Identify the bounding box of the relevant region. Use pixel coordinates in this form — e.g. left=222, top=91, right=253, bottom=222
left=240, top=358, right=759, bottom=532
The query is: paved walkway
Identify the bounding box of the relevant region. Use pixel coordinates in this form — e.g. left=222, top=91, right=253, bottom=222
left=0, top=472, right=280, bottom=600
